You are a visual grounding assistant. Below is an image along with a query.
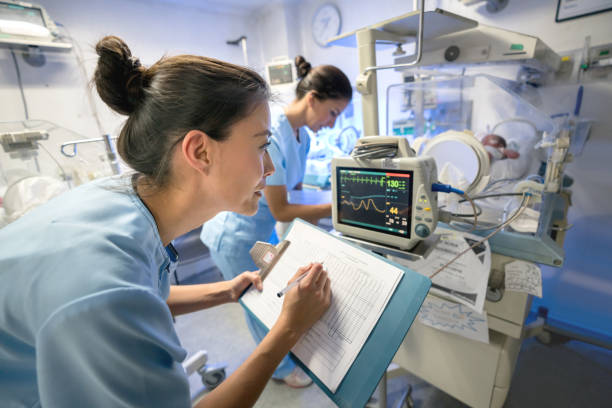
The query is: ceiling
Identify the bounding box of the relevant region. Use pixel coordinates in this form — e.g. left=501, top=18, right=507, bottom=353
left=151, top=0, right=296, bottom=16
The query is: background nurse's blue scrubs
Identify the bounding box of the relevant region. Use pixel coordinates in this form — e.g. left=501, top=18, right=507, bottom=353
left=202, top=107, right=311, bottom=379
left=201, top=55, right=352, bottom=385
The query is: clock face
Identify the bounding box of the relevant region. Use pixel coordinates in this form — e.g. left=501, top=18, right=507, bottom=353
left=312, top=4, right=341, bottom=48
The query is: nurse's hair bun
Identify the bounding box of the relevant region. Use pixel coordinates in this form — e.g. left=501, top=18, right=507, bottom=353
left=94, top=36, right=147, bottom=116
left=294, top=55, right=312, bottom=79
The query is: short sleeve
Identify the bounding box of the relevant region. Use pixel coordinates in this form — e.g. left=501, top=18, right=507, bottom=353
left=36, top=288, right=190, bottom=408
left=266, top=139, right=287, bottom=186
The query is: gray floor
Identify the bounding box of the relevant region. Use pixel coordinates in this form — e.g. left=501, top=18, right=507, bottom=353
left=173, top=267, right=612, bottom=408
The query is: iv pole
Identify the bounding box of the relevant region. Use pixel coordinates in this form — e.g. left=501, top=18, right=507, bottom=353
left=226, top=35, right=249, bottom=66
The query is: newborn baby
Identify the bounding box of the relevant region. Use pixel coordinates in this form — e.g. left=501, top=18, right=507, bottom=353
left=481, top=134, right=520, bottom=161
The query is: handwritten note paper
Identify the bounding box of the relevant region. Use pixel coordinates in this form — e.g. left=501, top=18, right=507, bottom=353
left=417, top=296, right=489, bottom=344
left=504, top=260, right=542, bottom=298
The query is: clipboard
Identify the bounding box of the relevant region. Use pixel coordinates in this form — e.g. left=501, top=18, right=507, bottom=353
left=240, top=219, right=431, bottom=408
left=249, top=240, right=291, bottom=282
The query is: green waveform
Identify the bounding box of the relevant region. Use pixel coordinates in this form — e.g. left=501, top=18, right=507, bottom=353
left=341, top=174, right=407, bottom=191
left=341, top=175, right=386, bottom=187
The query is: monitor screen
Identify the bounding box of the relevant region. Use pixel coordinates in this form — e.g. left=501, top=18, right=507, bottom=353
left=337, top=167, right=413, bottom=238
left=267, top=63, right=293, bottom=85
left=0, top=2, right=45, bottom=27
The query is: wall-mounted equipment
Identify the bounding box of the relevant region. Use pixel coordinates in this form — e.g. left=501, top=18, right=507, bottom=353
left=265, top=58, right=297, bottom=86
left=327, top=8, right=561, bottom=136
left=0, top=1, right=71, bottom=51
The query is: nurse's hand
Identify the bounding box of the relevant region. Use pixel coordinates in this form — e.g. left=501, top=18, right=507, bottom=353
left=276, top=263, right=331, bottom=337
left=228, top=271, right=263, bottom=301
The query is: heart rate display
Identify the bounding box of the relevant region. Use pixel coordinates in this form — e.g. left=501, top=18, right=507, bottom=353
left=337, top=167, right=413, bottom=238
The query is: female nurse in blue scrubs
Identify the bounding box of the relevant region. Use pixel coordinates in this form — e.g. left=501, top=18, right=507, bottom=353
left=0, top=36, right=331, bottom=408
left=201, top=56, right=351, bottom=387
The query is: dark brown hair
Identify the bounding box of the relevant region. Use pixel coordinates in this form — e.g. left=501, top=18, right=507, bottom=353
left=294, top=55, right=352, bottom=102
left=94, top=36, right=270, bottom=187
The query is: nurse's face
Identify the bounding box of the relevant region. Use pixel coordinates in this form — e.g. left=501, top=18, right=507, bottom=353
left=306, top=96, right=349, bottom=133
left=210, top=102, right=274, bottom=215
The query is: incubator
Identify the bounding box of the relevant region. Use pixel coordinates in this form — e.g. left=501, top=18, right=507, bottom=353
left=384, top=74, right=571, bottom=267
left=0, top=120, right=114, bottom=227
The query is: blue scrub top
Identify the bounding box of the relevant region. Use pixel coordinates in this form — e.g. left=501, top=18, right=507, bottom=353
left=263, top=108, right=310, bottom=191
left=0, top=177, right=190, bottom=408
left=201, top=109, right=310, bottom=253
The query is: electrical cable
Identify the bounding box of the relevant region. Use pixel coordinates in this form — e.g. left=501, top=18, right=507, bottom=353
left=461, top=192, right=478, bottom=231
left=55, top=23, right=105, bottom=136
left=439, top=192, right=525, bottom=214
left=448, top=192, right=526, bottom=229
left=448, top=199, right=529, bottom=232
left=440, top=192, right=529, bottom=229
left=10, top=48, right=29, bottom=120
left=350, top=143, right=398, bottom=159
left=429, top=193, right=531, bottom=279
left=448, top=205, right=483, bottom=217
left=432, top=183, right=478, bottom=230
left=460, top=192, right=524, bottom=202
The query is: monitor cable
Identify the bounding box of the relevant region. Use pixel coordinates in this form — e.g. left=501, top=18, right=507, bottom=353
left=442, top=192, right=527, bottom=232
left=429, top=192, right=532, bottom=279
left=10, top=48, right=29, bottom=120
left=432, top=183, right=478, bottom=232
left=350, top=142, right=399, bottom=159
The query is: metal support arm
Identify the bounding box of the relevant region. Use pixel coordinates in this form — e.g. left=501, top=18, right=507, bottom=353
left=356, top=0, right=425, bottom=136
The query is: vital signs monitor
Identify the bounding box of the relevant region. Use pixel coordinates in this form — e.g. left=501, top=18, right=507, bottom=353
left=332, top=137, right=438, bottom=250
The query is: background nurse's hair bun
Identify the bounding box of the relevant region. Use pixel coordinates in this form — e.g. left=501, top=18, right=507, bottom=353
left=294, top=55, right=312, bottom=79
left=94, top=36, right=147, bottom=116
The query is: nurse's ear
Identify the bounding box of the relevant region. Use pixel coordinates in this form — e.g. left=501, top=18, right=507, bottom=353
left=305, top=91, right=318, bottom=109
left=181, top=129, right=215, bottom=174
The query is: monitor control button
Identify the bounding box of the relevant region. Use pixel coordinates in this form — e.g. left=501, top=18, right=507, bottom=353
left=415, top=224, right=430, bottom=238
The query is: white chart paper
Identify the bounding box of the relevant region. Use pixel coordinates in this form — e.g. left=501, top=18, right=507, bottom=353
left=241, top=221, right=403, bottom=392
left=393, top=229, right=491, bottom=313
left=418, top=296, right=489, bottom=344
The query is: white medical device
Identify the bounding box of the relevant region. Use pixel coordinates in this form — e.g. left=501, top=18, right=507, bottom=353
left=264, top=58, right=298, bottom=107
left=264, top=58, right=297, bottom=86
left=331, top=136, right=438, bottom=250
left=0, top=1, right=71, bottom=50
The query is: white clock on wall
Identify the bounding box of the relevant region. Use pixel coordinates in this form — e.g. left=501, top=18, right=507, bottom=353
left=312, top=3, right=342, bottom=48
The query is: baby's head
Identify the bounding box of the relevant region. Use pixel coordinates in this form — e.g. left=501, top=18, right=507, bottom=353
left=482, top=134, right=520, bottom=161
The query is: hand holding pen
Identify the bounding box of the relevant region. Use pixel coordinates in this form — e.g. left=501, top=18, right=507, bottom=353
left=277, top=262, right=324, bottom=297
left=275, top=262, right=331, bottom=336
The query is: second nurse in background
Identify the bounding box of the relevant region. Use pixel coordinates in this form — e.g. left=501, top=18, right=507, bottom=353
left=201, top=55, right=351, bottom=387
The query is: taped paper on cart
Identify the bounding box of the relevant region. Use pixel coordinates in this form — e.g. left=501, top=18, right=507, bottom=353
left=505, top=260, right=542, bottom=298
